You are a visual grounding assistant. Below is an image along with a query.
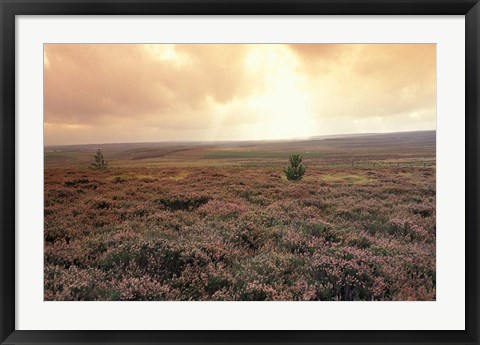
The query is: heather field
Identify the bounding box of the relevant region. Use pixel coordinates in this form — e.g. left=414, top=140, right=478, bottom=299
left=44, top=131, right=436, bottom=301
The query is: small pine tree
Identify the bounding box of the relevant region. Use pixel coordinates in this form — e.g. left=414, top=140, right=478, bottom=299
left=90, top=149, right=108, bottom=170
left=284, top=154, right=305, bottom=181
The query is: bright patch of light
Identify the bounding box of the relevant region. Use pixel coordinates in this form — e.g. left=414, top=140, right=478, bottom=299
left=207, top=45, right=318, bottom=141
left=44, top=50, right=50, bottom=68
left=145, top=44, right=191, bottom=67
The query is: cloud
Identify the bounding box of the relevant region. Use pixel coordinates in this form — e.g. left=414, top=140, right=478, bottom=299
left=44, top=44, right=436, bottom=145
left=44, top=44, right=255, bottom=126
left=288, top=44, right=436, bottom=119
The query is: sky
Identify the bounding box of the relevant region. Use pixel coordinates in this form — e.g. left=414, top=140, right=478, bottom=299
left=44, top=44, right=436, bottom=145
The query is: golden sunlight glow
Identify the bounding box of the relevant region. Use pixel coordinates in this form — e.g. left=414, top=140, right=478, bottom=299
left=144, top=44, right=191, bottom=67
left=244, top=46, right=315, bottom=140
left=44, top=49, right=50, bottom=68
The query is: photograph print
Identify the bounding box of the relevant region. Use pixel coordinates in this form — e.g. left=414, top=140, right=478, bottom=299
left=44, top=44, right=436, bottom=301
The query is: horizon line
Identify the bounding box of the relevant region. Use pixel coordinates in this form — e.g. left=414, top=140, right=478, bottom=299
left=44, top=128, right=436, bottom=148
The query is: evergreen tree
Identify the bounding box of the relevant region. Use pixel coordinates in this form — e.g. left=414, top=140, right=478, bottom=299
left=90, top=149, right=108, bottom=170
left=284, top=154, right=305, bottom=181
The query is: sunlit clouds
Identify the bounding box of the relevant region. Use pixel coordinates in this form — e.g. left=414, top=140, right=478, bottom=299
left=44, top=44, right=436, bottom=145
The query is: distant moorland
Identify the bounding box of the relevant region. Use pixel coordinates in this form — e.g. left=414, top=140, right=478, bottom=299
left=44, top=130, right=436, bottom=301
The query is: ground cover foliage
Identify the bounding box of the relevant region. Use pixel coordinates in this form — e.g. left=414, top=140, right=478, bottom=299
left=45, top=153, right=435, bottom=301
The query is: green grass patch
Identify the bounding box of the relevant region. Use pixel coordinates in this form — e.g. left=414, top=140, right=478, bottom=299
left=169, top=171, right=190, bottom=180
left=204, top=151, right=324, bottom=159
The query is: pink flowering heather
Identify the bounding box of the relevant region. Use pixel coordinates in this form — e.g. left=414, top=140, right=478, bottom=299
left=45, top=138, right=436, bottom=301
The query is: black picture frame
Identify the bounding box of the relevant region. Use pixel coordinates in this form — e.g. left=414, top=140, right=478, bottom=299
left=1, top=1, right=479, bottom=344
